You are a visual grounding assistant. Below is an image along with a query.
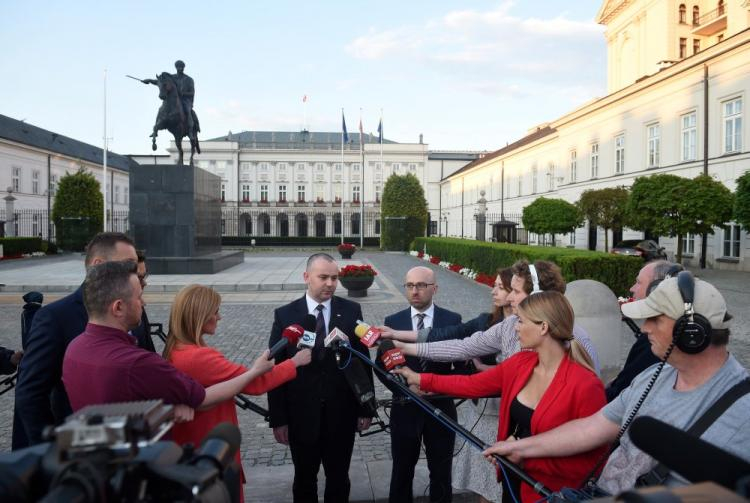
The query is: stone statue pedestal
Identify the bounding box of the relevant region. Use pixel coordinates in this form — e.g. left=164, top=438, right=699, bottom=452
left=130, top=164, right=243, bottom=274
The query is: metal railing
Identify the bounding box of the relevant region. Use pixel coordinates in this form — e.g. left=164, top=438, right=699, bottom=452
left=0, top=209, right=129, bottom=242
left=221, top=207, right=382, bottom=239
left=696, top=5, right=726, bottom=26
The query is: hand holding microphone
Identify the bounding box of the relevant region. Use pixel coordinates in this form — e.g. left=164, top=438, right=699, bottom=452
left=378, top=340, right=420, bottom=388
left=269, top=324, right=304, bottom=359
left=250, top=350, right=276, bottom=376
left=291, top=349, right=312, bottom=367
left=354, top=320, right=381, bottom=348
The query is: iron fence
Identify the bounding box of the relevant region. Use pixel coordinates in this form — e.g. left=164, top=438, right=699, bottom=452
left=0, top=209, right=129, bottom=242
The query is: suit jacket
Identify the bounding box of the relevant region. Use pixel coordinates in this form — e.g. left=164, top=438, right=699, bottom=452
left=14, top=285, right=155, bottom=447
left=422, top=352, right=607, bottom=503
left=379, top=305, right=462, bottom=396
left=267, top=295, right=373, bottom=441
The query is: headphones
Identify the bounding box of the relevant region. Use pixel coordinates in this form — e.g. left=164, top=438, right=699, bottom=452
left=673, top=271, right=712, bottom=354
left=528, top=263, right=542, bottom=295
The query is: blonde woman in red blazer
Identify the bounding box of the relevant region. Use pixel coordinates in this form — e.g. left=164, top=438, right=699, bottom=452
left=165, top=285, right=312, bottom=501
left=395, top=291, right=606, bottom=503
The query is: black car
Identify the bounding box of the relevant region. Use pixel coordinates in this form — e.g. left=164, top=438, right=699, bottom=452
left=611, top=239, right=667, bottom=261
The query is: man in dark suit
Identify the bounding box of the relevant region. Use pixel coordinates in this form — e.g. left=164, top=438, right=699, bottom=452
left=268, top=253, right=374, bottom=502
left=382, top=266, right=461, bottom=503
left=13, top=232, right=155, bottom=448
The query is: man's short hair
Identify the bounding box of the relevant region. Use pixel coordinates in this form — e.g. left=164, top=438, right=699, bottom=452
left=511, top=260, right=566, bottom=294
left=622, top=276, right=732, bottom=346
left=652, top=261, right=683, bottom=282
left=83, top=260, right=138, bottom=318
left=306, top=252, right=336, bottom=271
left=84, top=232, right=135, bottom=266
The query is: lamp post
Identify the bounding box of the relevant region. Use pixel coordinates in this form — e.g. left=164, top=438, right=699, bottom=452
left=442, top=212, right=449, bottom=237
left=4, top=187, right=16, bottom=238
left=474, top=190, right=487, bottom=241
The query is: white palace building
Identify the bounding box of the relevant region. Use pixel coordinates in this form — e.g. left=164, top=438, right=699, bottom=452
left=441, top=0, right=750, bottom=270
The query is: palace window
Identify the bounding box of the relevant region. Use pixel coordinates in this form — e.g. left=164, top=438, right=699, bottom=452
left=693, top=39, right=700, bottom=55
left=681, top=112, right=697, bottom=161
left=682, top=233, right=696, bottom=255
left=297, top=185, right=306, bottom=202
left=241, top=184, right=251, bottom=202
left=114, top=185, right=120, bottom=204
left=352, top=185, right=361, bottom=202
left=32, top=170, right=40, bottom=194
left=221, top=183, right=226, bottom=202
left=723, top=97, right=742, bottom=153
left=615, top=134, right=626, bottom=173
left=278, top=184, right=287, bottom=202
left=569, top=150, right=577, bottom=183
left=531, top=166, right=538, bottom=194
left=590, top=143, right=599, bottom=178
left=678, top=4, right=686, bottom=23
left=260, top=184, right=268, bottom=202
left=722, top=224, right=741, bottom=258
left=647, top=124, right=660, bottom=168
left=12, top=166, right=21, bottom=192
left=692, top=6, right=700, bottom=26
left=679, top=38, right=687, bottom=59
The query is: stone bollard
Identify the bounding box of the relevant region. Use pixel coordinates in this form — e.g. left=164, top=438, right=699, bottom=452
left=566, top=279, right=631, bottom=382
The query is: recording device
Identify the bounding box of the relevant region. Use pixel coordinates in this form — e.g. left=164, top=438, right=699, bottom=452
left=0, top=400, right=240, bottom=503
left=630, top=416, right=750, bottom=491
left=298, top=314, right=318, bottom=349
left=377, top=340, right=407, bottom=385
left=354, top=320, right=381, bottom=348
left=269, top=324, right=304, bottom=359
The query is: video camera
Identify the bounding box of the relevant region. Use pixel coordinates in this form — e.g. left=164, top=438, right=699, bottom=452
left=0, top=400, right=241, bottom=503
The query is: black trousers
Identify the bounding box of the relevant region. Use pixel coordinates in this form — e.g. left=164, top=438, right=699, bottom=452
left=289, top=405, right=356, bottom=503
left=388, top=401, right=456, bottom=503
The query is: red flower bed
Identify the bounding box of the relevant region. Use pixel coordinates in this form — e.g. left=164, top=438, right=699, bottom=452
left=338, top=243, right=356, bottom=252
left=0, top=254, right=23, bottom=261
left=429, top=256, right=441, bottom=264
left=475, top=273, right=495, bottom=287
left=339, top=264, right=377, bottom=278
left=417, top=251, right=424, bottom=258
left=448, top=263, right=463, bottom=273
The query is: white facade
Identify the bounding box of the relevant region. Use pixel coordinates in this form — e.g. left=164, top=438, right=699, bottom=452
left=442, top=0, right=750, bottom=270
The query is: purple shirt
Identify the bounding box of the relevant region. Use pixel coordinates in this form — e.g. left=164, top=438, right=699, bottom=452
left=63, top=323, right=205, bottom=411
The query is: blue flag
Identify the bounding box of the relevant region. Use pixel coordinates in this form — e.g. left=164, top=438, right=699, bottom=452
left=377, top=119, right=383, bottom=144
left=342, top=112, right=349, bottom=143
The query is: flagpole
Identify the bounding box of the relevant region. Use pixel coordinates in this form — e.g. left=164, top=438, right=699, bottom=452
left=379, top=108, right=384, bottom=200
left=340, top=108, right=345, bottom=244
left=359, top=108, right=364, bottom=249
left=103, top=68, right=108, bottom=232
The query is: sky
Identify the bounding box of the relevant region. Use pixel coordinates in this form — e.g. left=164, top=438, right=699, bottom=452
left=0, top=1, right=607, bottom=156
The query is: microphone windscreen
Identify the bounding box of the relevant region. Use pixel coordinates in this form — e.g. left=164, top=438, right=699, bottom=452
left=201, top=422, right=242, bottom=464
left=630, top=416, right=750, bottom=489
left=377, top=340, right=395, bottom=357
left=301, top=314, right=317, bottom=332
left=354, top=324, right=368, bottom=338
left=282, top=324, right=303, bottom=345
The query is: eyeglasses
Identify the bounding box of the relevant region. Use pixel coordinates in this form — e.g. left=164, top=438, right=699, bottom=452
left=403, top=282, right=435, bottom=291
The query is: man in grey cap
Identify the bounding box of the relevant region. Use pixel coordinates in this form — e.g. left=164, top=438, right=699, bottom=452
left=482, top=274, right=750, bottom=494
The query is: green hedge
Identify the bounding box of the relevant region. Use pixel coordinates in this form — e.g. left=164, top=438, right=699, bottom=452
left=222, top=236, right=380, bottom=247
left=0, top=237, right=43, bottom=256
left=412, top=237, right=642, bottom=296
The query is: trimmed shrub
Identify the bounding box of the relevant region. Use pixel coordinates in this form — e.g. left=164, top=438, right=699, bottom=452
left=0, top=237, right=43, bottom=256
left=412, top=237, right=641, bottom=296
left=222, top=236, right=379, bottom=247
left=381, top=174, right=428, bottom=251
left=52, top=169, right=104, bottom=251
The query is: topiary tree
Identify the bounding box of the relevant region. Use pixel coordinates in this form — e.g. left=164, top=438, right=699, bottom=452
left=625, top=173, right=734, bottom=263
left=576, top=186, right=630, bottom=252
left=734, top=170, right=750, bottom=230
left=52, top=168, right=103, bottom=251
left=380, top=173, right=428, bottom=250
left=522, top=197, right=583, bottom=246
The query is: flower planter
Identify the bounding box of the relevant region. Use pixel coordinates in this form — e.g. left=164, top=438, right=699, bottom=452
left=339, top=250, right=354, bottom=259
left=339, top=275, right=374, bottom=297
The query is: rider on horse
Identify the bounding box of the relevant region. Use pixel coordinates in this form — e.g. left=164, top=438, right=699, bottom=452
left=142, top=60, right=198, bottom=143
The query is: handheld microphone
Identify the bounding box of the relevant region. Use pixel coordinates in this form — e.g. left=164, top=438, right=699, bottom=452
left=269, top=324, right=304, bottom=359
left=298, top=314, right=318, bottom=349
left=343, top=359, right=376, bottom=408
left=377, top=340, right=407, bottom=385
left=630, top=416, right=750, bottom=490
left=192, top=422, right=242, bottom=470
left=324, top=327, right=348, bottom=349
left=354, top=320, right=381, bottom=348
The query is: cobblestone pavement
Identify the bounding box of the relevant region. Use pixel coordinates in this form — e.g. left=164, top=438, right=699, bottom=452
left=0, top=251, right=747, bottom=472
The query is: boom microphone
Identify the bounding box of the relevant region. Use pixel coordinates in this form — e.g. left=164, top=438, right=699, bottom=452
left=354, top=320, right=381, bottom=348
left=630, top=416, right=750, bottom=490
left=377, top=340, right=407, bottom=385
left=269, top=325, right=304, bottom=359
left=192, top=422, right=242, bottom=470
left=298, top=314, right=318, bottom=349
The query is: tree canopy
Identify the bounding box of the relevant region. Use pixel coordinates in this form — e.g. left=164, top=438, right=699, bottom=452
left=380, top=173, right=428, bottom=250
left=52, top=169, right=104, bottom=250
left=734, top=170, right=750, bottom=230
left=625, top=174, right=733, bottom=262
left=576, top=186, right=630, bottom=251
left=522, top=197, right=582, bottom=245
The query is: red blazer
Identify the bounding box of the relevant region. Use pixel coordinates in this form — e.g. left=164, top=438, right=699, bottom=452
left=421, top=351, right=607, bottom=503
left=169, top=344, right=296, bottom=500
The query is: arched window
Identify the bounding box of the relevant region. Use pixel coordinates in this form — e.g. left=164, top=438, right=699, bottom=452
left=692, top=5, right=700, bottom=25
left=679, top=4, right=686, bottom=23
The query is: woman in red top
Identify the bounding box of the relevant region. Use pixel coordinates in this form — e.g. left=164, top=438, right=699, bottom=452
left=395, top=291, right=606, bottom=503
left=165, top=284, right=312, bottom=500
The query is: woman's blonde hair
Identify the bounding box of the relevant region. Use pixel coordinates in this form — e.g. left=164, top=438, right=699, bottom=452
left=163, top=284, right=222, bottom=359
left=516, top=290, right=596, bottom=374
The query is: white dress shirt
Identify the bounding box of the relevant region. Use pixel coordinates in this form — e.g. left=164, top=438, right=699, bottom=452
left=306, top=294, right=332, bottom=333
left=410, top=304, right=435, bottom=332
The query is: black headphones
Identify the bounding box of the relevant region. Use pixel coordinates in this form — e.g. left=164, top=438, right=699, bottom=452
left=673, top=271, right=713, bottom=354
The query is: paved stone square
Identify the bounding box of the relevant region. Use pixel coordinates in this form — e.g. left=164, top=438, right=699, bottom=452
left=0, top=251, right=748, bottom=502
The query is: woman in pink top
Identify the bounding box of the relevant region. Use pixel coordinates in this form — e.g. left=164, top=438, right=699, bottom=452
left=165, top=285, right=312, bottom=500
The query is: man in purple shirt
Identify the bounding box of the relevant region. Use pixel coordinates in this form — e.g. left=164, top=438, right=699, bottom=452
left=63, top=260, right=274, bottom=420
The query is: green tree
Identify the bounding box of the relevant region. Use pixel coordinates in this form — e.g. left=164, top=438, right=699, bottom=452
left=380, top=173, right=428, bottom=250
left=626, top=174, right=734, bottom=262
left=52, top=169, right=103, bottom=251
left=734, top=170, right=750, bottom=230
left=576, top=186, right=630, bottom=252
left=522, top=197, right=583, bottom=246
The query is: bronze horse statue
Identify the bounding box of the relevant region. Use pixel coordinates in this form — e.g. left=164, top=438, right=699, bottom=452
left=150, top=72, right=201, bottom=165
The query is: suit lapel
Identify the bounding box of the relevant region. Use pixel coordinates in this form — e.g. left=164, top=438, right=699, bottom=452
left=329, top=296, right=344, bottom=332
left=530, top=355, right=570, bottom=434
